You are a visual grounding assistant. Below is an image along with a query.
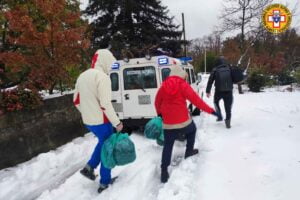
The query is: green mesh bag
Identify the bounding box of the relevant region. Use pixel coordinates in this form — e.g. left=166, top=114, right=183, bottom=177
left=101, top=134, right=118, bottom=169
left=144, top=117, right=163, bottom=139
left=101, top=133, right=136, bottom=169
left=113, top=134, right=136, bottom=166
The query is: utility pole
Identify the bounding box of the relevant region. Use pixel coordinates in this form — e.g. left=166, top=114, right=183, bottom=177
left=182, top=13, right=187, bottom=57
left=204, top=48, right=207, bottom=74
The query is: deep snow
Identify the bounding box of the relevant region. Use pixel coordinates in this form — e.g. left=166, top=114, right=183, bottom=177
left=1, top=83, right=300, bottom=200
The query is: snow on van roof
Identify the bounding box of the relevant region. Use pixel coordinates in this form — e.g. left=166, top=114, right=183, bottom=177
left=111, top=56, right=194, bottom=70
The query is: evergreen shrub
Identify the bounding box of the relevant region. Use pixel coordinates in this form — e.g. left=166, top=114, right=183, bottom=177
left=247, top=68, right=267, bottom=92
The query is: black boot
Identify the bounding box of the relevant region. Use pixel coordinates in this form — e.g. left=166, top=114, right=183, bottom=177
left=161, top=168, right=169, bottom=183
left=80, top=164, right=96, bottom=181
left=225, top=119, right=231, bottom=129
left=184, top=148, right=199, bottom=159
left=97, top=183, right=109, bottom=193
left=216, top=117, right=223, bottom=122
left=97, top=177, right=118, bottom=193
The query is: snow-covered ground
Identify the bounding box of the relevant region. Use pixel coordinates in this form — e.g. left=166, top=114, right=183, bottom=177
left=1, top=81, right=300, bottom=200
left=40, top=89, right=75, bottom=100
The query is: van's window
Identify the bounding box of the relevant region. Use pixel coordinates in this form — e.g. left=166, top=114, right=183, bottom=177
left=124, top=66, right=157, bottom=90
left=191, top=69, right=196, bottom=83
left=185, top=69, right=191, bottom=84
left=110, top=73, right=119, bottom=91
left=161, top=68, right=171, bottom=81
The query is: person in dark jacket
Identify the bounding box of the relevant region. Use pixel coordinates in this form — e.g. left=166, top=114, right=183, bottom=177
left=206, top=56, right=234, bottom=128
left=155, top=61, right=221, bottom=183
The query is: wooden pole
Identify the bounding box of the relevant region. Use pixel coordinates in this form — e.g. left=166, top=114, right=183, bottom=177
left=182, top=13, right=187, bottom=57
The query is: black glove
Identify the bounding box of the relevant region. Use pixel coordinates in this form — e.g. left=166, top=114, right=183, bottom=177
left=212, top=111, right=222, bottom=119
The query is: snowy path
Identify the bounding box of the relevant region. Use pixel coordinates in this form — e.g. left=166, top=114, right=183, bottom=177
left=0, top=135, right=96, bottom=200
left=194, top=91, right=300, bottom=200
left=1, top=89, right=300, bottom=200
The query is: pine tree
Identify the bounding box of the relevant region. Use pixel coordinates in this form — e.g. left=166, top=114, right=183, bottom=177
left=85, top=0, right=182, bottom=58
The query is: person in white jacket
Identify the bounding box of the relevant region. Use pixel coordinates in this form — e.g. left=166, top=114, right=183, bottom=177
left=73, top=49, right=123, bottom=193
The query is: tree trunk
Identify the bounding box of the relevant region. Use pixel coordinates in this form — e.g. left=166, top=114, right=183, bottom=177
left=238, top=5, right=246, bottom=95
left=238, top=83, right=243, bottom=94
left=240, top=6, right=246, bottom=52
left=1, top=21, right=8, bottom=51
left=59, top=80, right=64, bottom=95
left=49, top=82, right=56, bottom=95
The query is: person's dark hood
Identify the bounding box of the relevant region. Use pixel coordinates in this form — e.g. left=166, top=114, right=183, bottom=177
left=215, top=57, right=227, bottom=67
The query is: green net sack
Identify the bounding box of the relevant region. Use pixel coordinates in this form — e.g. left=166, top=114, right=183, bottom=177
left=113, top=134, right=136, bottom=166
left=101, top=133, right=118, bottom=169
left=101, top=133, right=136, bottom=169
left=144, top=117, right=163, bottom=139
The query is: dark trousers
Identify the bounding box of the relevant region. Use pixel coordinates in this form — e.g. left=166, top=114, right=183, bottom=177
left=161, top=121, right=197, bottom=169
left=214, top=91, right=233, bottom=120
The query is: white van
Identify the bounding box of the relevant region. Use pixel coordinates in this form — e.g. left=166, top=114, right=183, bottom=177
left=109, top=56, right=200, bottom=132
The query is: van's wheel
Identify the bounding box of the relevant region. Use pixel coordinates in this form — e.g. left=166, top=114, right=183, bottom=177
left=189, top=104, right=193, bottom=113
left=138, top=125, right=145, bottom=132
left=192, top=108, right=201, bottom=116
left=122, top=126, right=133, bottom=135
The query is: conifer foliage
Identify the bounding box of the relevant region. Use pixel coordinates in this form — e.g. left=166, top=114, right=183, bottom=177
left=85, top=0, right=182, bottom=57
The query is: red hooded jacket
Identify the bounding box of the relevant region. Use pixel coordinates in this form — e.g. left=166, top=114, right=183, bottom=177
left=155, top=76, right=214, bottom=125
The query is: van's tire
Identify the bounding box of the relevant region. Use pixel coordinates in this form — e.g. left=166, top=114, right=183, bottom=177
left=121, top=118, right=151, bottom=134
left=192, top=108, right=201, bottom=116
left=188, top=104, right=193, bottom=113
left=121, top=126, right=132, bottom=135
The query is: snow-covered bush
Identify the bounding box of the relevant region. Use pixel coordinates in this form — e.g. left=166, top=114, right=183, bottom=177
left=293, top=70, right=300, bottom=86
left=265, top=75, right=277, bottom=87
left=277, top=70, right=295, bottom=85
left=247, top=68, right=267, bottom=92
left=0, top=88, right=42, bottom=114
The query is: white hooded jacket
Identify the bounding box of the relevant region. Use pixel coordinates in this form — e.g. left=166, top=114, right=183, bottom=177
left=73, top=49, right=120, bottom=127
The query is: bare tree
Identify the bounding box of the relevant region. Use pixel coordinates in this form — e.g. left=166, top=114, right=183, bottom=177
left=219, top=0, right=272, bottom=52
left=189, top=33, right=222, bottom=56
left=218, top=0, right=273, bottom=93
left=290, top=0, right=300, bottom=33
left=188, top=33, right=222, bottom=73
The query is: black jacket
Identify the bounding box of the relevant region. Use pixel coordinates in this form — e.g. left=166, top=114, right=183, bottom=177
left=206, top=58, right=233, bottom=93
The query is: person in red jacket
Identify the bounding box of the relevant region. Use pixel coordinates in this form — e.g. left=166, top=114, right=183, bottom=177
left=155, top=62, right=221, bottom=183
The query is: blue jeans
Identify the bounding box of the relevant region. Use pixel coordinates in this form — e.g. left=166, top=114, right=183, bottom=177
left=85, top=123, right=113, bottom=185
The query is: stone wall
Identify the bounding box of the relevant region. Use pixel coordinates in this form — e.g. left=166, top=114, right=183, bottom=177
left=0, top=94, right=87, bottom=170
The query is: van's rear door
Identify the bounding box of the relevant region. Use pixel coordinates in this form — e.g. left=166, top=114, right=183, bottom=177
left=110, top=71, right=124, bottom=119
left=121, top=65, right=159, bottom=119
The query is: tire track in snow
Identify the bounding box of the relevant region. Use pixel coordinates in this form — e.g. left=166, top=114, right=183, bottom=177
left=155, top=115, right=206, bottom=200
left=0, top=134, right=96, bottom=200
left=36, top=115, right=207, bottom=200
left=36, top=134, right=166, bottom=200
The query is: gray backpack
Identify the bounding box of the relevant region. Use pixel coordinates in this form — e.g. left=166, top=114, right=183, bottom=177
left=215, top=65, right=233, bottom=92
